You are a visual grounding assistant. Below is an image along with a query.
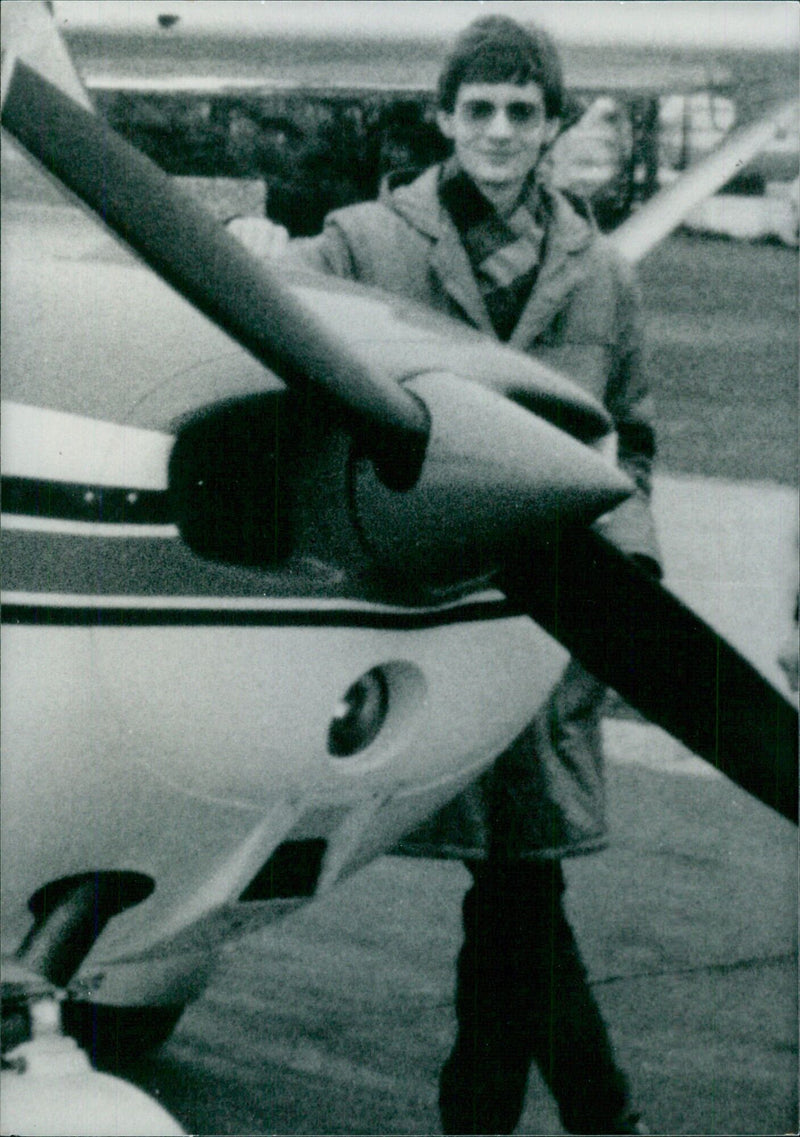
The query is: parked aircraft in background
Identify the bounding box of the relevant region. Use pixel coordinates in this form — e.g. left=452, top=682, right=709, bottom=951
left=1, top=3, right=797, bottom=1133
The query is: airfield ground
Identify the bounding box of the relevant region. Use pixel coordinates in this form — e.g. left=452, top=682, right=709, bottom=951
left=130, top=748, right=796, bottom=1136
left=125, top=231, right=797, bottom=1137
left=639, top=231, right=797, bottom=486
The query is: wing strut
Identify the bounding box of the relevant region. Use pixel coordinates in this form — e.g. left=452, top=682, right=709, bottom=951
left=612, top=99, right=799, bottom=262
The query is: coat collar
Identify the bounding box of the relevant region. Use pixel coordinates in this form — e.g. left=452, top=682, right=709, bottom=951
left=384, top=166, right=595, bottom=341
left=382, top=167, right=491, bottom=329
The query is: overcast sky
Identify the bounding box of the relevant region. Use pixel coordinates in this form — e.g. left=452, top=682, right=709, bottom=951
left=52, top=1, right=799, bottom=50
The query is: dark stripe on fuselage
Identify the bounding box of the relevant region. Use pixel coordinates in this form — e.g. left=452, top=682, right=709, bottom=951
left=2, top=599, right=521, bottom=629
left=2, top=476, right=171, bottom=525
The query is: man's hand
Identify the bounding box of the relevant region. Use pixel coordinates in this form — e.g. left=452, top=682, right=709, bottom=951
left=227, top=216, right=290, bottom=258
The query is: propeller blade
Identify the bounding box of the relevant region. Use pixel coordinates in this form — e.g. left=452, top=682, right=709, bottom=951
left=0, top=57, right=428, bottom=482
left=500, top=527, right=798, bottom=823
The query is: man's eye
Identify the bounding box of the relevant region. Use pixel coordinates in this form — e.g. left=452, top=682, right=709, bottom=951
left=464, top=101, right=495, bottom=122
left=507, top=103, right=542, bottom=125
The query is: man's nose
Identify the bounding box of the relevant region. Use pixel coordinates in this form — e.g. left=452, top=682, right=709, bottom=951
left=485, top=108, right=515, bottom=138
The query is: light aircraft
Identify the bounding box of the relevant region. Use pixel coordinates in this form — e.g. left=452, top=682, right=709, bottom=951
left=1, top=3, right=797, bottom=1134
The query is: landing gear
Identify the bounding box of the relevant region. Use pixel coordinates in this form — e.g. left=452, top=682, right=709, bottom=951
left=61, top=999, right=185, bottom=1070
left=13, top=872, right=155, bottom=990
left=1, top=873, right=186, bottom=1134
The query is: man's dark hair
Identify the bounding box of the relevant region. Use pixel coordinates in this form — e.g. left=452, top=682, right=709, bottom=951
left=437, top=15, right=563, bottom=120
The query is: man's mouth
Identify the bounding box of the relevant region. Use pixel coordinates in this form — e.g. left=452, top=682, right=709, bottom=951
left=481, top=149, right=517, bottom=163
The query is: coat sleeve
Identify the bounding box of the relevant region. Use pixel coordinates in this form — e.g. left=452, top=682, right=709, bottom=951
left=282, top=203, right=427, bottom=295
left=596, top=257, right=662, bottom=575
left=281, top=219, right=360, bottom=278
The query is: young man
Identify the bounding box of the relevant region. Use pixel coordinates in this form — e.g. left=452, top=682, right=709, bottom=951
left=231, top=16, right=656, bottom=1134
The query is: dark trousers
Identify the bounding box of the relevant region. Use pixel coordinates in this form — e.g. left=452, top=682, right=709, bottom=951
left=439, top=859, right=632, bottom=1134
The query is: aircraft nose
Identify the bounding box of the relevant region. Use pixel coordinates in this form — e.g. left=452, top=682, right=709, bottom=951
left=352, top=371, right=632, bottom=589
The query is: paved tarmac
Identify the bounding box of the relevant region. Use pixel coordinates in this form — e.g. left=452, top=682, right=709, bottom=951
left=127, top=476, right=798, bottom=1135
left=130, top=723, right=796, bottom=1135
left=652, top=474, right=798, bottom=700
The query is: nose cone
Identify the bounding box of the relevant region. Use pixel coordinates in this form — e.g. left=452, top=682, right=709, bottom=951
left=353, top=371, right=632, bottom=588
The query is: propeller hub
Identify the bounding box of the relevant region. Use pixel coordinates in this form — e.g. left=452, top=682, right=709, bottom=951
left=352, top=371, right=632, bottom=590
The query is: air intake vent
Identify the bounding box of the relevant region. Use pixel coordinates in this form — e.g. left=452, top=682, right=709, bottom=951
left=239, top=839, right=326, bottom=901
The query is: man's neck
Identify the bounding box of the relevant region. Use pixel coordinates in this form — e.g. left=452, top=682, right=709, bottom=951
left=475, top=178, right=528, bottom=218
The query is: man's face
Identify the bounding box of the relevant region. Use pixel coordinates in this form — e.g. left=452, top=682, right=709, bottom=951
left=437, top=82, right=558, bottom=198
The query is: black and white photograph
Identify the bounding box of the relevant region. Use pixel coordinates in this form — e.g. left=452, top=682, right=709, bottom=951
left=1, top=2, right=797, bottom=1134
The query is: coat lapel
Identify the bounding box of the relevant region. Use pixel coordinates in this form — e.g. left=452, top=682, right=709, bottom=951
left=429, top=220, right=495, bottom=333
left=388, top=167, right=493, bottom=332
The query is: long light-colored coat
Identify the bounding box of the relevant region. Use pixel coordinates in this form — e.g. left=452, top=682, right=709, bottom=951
left=284, top=165, right=661, bottom=858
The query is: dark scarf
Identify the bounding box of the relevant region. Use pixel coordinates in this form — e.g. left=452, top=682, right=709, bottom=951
left=438, top=159, right=546, bottom=340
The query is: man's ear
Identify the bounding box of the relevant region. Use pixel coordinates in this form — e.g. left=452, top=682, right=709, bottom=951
left=436, top=110, right=455, bottom=140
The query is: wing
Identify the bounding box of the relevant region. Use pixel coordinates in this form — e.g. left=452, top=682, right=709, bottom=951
left=54, top=2, right=797, bottom=101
